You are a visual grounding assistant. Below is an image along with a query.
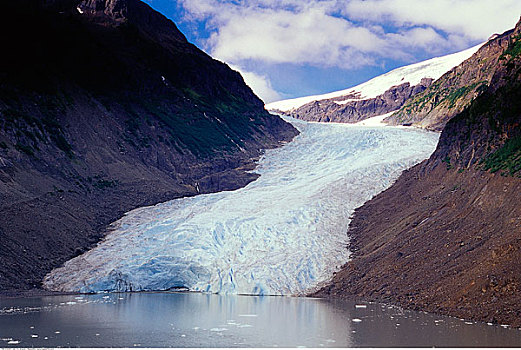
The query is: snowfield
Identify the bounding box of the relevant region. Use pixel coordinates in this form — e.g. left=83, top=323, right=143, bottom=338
left=265, top=43, right=483, bottom=113
left=44, top=119, right=439, bottom=295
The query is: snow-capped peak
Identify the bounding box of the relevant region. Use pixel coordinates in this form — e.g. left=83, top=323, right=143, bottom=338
left=265, top=43, right=484, bottom=113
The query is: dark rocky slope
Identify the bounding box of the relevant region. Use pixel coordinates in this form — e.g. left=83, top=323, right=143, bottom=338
left=0, top=0, right=297, bottom=292
left=274, top=79, right=433, bottom=123
left=317, top=18, right=521, bottom=326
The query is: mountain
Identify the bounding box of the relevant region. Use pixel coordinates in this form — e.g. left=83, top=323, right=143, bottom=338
left=316, top=18, right=521, bottom=327
left=387, top=30, right=514, bottom=130
left=265, top=44, right=482, bottom=123
left=0, top=0, right=297, bottom=292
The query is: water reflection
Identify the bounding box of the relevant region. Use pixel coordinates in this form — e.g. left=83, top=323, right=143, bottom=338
left=0, top=293, right=519, bottom=347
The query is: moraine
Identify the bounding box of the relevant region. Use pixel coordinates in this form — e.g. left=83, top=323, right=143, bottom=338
left=43, top=118, right=439, bottom=295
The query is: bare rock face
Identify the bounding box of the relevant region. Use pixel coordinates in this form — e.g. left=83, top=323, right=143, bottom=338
left=80, top=0, right=129, bottom=19
left=0, top=0, right=297, bottom=291
left=317, top=17, right=521, bottom=327
left=285, top=79, right=433, bottom=123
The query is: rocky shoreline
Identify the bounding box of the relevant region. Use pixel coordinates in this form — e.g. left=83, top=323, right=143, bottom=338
left=314, top=163, right=521, bottom=327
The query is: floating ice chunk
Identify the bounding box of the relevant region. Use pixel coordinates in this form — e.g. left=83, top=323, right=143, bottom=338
left=352, top=318, right=362, bottom=323
left=355, top=304, right=367, bottom=308
left=31, top=335, right=38, bottom=338
left=7, top=340, right=20, bottom=345
left=238, top=314, right=258, bottom=317
left=210, top=328, right=228, bottom=332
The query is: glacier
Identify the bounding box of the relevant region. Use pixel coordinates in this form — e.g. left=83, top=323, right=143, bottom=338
left=43, top=119, right=439, bottom=295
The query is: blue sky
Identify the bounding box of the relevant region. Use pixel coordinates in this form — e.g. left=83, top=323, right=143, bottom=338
left=143, top=0, right=521, bottom=103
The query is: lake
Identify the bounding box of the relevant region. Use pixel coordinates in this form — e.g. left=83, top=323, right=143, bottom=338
left=1, top=292, right=521, bottom=347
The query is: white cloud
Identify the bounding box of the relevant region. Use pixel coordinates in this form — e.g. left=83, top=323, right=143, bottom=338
left=342, top=0, right=521, bottom=41
left=181, top=0, right=400, bottom=68
left=178, top=0, right=521, bottom=68
left=229, top=64, right=282, bottom=103
left=176, top=0, right=521, bottom=98
left=208, top=9, right=387, bottom=68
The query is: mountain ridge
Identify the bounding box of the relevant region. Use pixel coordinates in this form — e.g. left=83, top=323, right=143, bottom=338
left=265, top=44, right=482, bottom=124
left=386, top=26, right=515, bottom=130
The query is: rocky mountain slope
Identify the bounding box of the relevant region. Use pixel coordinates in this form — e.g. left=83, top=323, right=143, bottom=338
left=317, top=18, right=521, bottom=327
left=265, top=45, right=481, bottom=123
left=387, top=29, right=514, bottom=130
left=0, top=0, right=297, bottom=292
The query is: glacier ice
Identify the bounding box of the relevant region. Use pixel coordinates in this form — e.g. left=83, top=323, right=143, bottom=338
left=43, top=119, right=439, bottom=295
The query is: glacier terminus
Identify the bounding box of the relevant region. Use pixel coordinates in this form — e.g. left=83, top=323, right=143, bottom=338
left=44, top=118, right=439, bottom=295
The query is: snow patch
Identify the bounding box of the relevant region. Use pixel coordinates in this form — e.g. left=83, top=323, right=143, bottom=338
left=354, top=112, right=395, bottom=127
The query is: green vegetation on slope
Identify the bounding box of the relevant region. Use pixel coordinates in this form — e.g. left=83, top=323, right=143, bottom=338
left=482, top=135, right=521, bottom=176
left=500, top=34, right=521, bottom=62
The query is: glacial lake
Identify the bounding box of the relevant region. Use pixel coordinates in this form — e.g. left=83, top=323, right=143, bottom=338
left=7, top=120, right=519, bottom=347
left=1, top=292, right=521, bottom=347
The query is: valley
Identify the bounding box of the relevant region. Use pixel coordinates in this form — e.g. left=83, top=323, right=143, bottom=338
left=0, top=0, right=520, bottom=346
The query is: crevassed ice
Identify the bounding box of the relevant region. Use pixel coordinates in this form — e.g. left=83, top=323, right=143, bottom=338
left=43, top=119, right=439, bottom=295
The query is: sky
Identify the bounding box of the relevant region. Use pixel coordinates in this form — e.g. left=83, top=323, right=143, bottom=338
left=143, top=0, right=521, bottom=103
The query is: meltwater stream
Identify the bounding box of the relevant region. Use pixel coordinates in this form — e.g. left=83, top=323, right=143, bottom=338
left=44, top=119, right=439, bottom=295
